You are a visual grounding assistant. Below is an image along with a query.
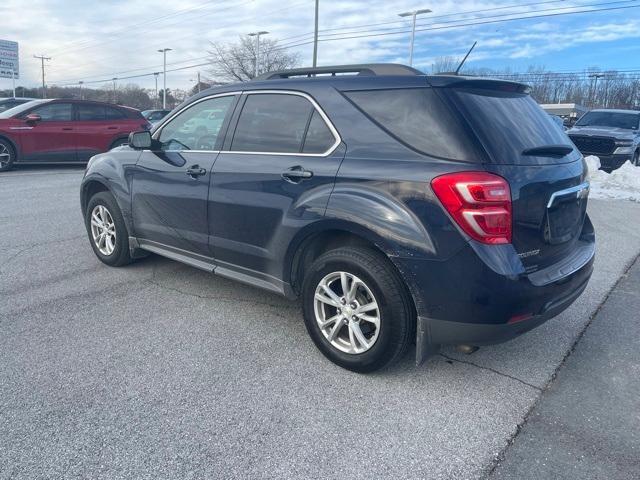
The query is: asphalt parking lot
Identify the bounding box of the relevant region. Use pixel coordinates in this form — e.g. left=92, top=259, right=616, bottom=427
left=1, top=167, right=640, bottom=479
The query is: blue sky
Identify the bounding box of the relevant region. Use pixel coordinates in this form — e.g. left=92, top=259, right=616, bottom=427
left=1, top=0, right=639, bottom=91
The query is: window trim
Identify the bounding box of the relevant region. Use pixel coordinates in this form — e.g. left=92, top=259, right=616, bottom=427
left=152, top=92, right=242, bottom=153
left=151, top=90, right=341, bottom=157
left=226, top=90, right=341, bottom=157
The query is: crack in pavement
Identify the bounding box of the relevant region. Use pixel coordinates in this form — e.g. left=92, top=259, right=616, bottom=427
left=483, top=251, right=640, bottom=479
left=439, top=353, right=542, bottom=392
left=0, top=235, right=87, bottom=274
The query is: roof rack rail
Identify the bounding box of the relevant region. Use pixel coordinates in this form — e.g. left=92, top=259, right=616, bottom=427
left=254, top=63, right=423, bottom=81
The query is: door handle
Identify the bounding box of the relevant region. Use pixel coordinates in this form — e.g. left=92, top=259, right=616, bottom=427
left=107, top=126, right=118, bottom=130
left=186, top=165, right=207, bottom=178
left=62, top=127, right=73, bottom=131
left=282, top=166, right=313, bottom=183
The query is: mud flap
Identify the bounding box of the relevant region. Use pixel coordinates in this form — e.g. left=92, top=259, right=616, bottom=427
left=416, top=316, right=440, bottom=365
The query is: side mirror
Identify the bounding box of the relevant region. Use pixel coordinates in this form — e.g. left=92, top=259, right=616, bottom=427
left=24, top=113, right=41, bottom=124
left=129, top=131, right=152, bottom=149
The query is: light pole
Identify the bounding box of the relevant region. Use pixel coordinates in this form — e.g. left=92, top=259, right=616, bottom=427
left=11, top=69, right=16, bottom=98
left=112, top=78, right=118, bottom=104
left=398, top=8, right=431, bottom=67
left=158, top=48, right=172, bottom=109
left=248, top=31, right=269, bottom=78
left=312, top=0, right=319, bottom=67
left=153, top=72, right=160, bottom=109
left=79, top=81, right=84, bottom=99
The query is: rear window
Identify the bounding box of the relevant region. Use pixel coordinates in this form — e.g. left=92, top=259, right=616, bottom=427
left=344, top=88, right=482, bottom=161
left=450, top=88, right=574, bottom=164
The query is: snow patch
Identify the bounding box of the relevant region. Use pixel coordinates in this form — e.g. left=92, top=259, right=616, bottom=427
left=585, top=155, right=640, bottom=203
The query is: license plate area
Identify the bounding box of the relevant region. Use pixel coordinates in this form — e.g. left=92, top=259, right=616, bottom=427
left=545, top=183, right=589, bottom=245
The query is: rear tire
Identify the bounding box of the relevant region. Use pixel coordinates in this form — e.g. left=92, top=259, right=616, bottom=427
left=0, top=139, right=16, bottom=172
left=302, top=246, right=415, bottom=373
left=633, top=150, right=639, bottom=167
left=85, top=191, right=133, bottom=267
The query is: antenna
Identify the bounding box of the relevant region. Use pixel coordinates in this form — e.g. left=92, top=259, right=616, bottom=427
left=455, top=42, right=477, bottom=75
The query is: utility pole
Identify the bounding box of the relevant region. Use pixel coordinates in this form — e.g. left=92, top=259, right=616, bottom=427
left=197, top=71, right=201, bottom=93
left=33, top=54, right=51, bottom=98
left=588, top=73, right=605, bottom=107
left=79, top=81, right=84, bottom=100
left=153, top=72, right=159, bottom=109
left=248, top=31, right=269, bottom=78
left=112, top=78, right=118, bottom=104
left=398, top=9, right=431, bottom=67
left=11, top=69, right=16, bottom=98
left=312, top=0, right=319, bottom=67
left=158, top=48, right=172, bottom=109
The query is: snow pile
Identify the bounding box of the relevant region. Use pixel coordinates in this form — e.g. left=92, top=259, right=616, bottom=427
left=585, top=155, right=640, bottom=203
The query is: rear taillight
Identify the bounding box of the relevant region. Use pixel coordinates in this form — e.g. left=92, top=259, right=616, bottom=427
left=431, top=172, right=512, bottom=245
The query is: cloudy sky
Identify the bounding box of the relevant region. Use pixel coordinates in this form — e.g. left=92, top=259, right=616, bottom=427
left=1, top=0, right=639, bottom=91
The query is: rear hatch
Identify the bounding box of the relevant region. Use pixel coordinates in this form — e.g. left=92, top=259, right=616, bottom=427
left=443, top=81, right=589, bottom=273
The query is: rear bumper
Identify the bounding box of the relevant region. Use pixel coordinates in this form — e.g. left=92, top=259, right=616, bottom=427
left=393, top=229, right=595, bottom=361
left=421, top=269, right=590, bottom=346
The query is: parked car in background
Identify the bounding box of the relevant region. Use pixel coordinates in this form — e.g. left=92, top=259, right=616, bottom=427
left=0, top=99, right=151, bottom=171
left=142, top=109, right=171, bottom=125
left=568, top=109, right=640, bottom=171
left=80, top=64, right=594, bottom=373
left=0, top=97, right=38, bottom=113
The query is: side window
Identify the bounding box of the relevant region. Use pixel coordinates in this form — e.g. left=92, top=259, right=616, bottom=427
left=231, top=94, right=313, bottom=153
left=158, top=95, right=235, bottom=151
left=78, top=104, right=106, bottom=121
left=31, top=103, right=73, bottom=122
left=105, top=107, right=126, bottom=120
left=345, top=88, right=482, bottom=161
left=302, top=110, right=335, bottom=153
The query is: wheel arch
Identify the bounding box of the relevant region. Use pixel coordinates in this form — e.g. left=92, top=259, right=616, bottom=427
left=80, top=178, right=113, bottom=217
left=286, top=221, right=415, bottom=298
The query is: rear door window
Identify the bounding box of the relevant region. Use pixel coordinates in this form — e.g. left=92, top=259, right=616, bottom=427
left=302, top=110, right=336, bottom=154
left=450, top=88, right=575, bottom=164
left=231, top=93, right=314, bottom=153
left=78, top=104, right=107, bottom=121
left=344, top=88, right=482, bottom=161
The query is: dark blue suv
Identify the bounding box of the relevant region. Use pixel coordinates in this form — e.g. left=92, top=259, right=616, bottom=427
left=80, top=64, right=595, bottom=372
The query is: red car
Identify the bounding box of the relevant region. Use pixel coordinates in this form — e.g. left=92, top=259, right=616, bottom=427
left=0, top=99, right=150, bottom=171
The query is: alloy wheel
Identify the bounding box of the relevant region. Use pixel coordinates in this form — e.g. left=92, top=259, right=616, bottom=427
left=90, top=205, right=117, bottom=256
left=313, top=271, right=381, bottom=354
left=0, top=143, right=11, bottom=168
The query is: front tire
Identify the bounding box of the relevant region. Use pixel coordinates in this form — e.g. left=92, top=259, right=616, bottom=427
left=302, top=246, right=415, bottom=373
left=0, top=139, right=16, bottom=172
left=633, top=150, right=639, bottom=167
left=85, top=191, right=133, bottom=267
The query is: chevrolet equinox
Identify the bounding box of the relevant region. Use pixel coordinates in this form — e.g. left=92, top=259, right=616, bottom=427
left=80, top=64, right=595, bottom=372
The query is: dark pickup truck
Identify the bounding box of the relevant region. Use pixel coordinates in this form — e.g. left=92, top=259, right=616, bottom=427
left=568, top=109, right=640, bottom=171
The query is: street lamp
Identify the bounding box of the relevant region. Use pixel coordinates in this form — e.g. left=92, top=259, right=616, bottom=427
left=588, top=73, right=605, bottom=108
left=158, top=48, right=172, bottom=109
left=248, top=31, right=269, bottom=78
left=79, top=80, right=84, bottom=100
left=398, top=8, right=432, bottom=67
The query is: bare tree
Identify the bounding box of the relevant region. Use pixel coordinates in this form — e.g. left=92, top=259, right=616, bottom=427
left=430, top=56, right=459, bottom=74
left=208, top=35, right=300, bottom=82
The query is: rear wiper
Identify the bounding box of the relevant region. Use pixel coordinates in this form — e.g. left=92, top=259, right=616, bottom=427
left=522, top=145, right=574, bottom=158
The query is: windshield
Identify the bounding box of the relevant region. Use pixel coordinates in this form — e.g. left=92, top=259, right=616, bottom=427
left=0, top=100, right=48, bottom=119
left=575, top=111, right=639, bottom=130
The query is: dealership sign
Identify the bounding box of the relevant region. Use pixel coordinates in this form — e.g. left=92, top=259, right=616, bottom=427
left=0, top=40, right=19, bottom=79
